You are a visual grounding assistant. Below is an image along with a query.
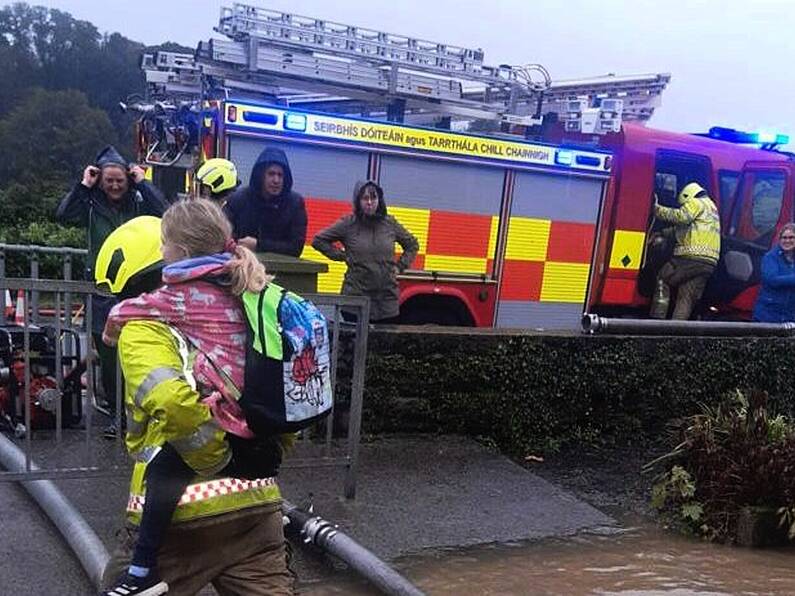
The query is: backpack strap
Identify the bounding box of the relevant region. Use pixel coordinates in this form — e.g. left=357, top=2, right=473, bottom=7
left=242, top=283, right=286, bottom=360
left=166, top=323, right=241, bottom=401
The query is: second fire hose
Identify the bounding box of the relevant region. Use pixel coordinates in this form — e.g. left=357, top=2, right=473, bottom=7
left=582, top=314, right=795, bottom=337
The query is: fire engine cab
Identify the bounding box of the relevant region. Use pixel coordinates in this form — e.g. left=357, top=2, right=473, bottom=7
left=590, top=124, right=793, bottom=321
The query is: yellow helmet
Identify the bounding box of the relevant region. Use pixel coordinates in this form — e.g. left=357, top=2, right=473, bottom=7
left=95, top=216, right=163, bottom=295
left=678, top=182, right=708, bottom=205
left=196, top=158, right=238, bottom=195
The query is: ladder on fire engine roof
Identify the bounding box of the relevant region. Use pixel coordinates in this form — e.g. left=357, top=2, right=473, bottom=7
left=140, top=2, right=671, bottom=128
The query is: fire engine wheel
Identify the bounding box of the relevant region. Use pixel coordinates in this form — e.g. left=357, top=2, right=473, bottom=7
left=400, top=296, right=475, bottom=327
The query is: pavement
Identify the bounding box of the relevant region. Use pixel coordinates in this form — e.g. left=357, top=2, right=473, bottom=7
left=0, top=432, right=615, bottom=595
left=0, top=481, right=91, bottom=594
left=282, top=435, right=615, bottom=561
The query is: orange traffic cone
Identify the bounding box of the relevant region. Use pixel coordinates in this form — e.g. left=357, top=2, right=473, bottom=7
left=3, top=290, right=12, bottom=321
left=71, top=303, right=85, bottom=327
left=14, top=290, right=25, bottom=326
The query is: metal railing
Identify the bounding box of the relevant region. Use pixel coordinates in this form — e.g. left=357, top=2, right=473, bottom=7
left=0, top=243, right=88, bottom=324
left=289, top=293, right=370, bottom=498
left=0, top=278, right=104, bottom=481
left=0, top=276, right=370, bottom=499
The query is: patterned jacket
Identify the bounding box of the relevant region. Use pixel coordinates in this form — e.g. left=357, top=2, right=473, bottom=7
left=105, top=254, right=253, bottom=438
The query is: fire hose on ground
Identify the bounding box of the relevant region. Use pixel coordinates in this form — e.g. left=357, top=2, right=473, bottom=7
left=0, top=433, right=109, bottom=587
left=0, top=434, right=424, bottom=595
left=582, top=314, right=795, bottom=337
left=283, top=499, right=425, bottom=596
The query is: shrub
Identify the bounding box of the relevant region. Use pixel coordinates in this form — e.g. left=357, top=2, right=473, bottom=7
left=646, top=389, right=795, bottom=542
left=363, top=330, right=795, bottom=457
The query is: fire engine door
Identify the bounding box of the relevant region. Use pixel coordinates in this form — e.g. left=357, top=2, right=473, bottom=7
left=706, top=163, right=794, bottom=308
left=637, top=150, right=714, bottom=298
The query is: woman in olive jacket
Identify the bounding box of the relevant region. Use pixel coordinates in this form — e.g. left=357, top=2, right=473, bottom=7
left=312, top=180, right=419, bottom=322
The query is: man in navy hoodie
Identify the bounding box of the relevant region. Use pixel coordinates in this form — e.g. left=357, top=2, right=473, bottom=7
left=224, top=147, right=308, bottom=257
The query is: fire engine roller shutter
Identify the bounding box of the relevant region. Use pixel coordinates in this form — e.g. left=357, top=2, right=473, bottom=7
left=228, top=137, right=370, bottom=292
left=496, top=172, right=604, bottom=330
left=378, top=155, right=504, bottom=276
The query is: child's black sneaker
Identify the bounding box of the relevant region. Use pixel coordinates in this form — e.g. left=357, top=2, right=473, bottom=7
left=101, top=571, right=168, bottom=596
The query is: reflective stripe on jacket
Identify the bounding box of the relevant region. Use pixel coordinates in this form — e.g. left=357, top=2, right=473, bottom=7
left=126, top=462, right=280, bottom=525
left=118, top=320, right=281, bottom=525
left=655, top=196, right=721, bottom=264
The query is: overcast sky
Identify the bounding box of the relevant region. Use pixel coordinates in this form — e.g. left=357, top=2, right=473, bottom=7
left=22, top=0, right=795, bottom=141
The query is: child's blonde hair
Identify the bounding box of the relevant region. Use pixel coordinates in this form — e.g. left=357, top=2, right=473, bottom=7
left=161, top=199, right=271, bottom=295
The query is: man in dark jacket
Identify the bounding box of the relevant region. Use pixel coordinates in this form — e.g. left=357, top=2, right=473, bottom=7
left=223, top=147, right=307, bottom=257
left=56, top=145, right=168, bottom=435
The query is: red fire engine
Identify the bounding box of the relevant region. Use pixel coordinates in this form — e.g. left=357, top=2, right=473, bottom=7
left=143, top=100, right=793, bottom=329
left=133, top=6, right=794, bottom=329
left=173, top=100, right=612, bottom=329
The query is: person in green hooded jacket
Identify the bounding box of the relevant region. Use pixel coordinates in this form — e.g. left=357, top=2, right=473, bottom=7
left=56, top=145, right=168, bottom=435
left=312, top=180, right=419, bottom=323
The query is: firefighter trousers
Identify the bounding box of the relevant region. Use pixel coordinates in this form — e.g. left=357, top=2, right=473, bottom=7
left=92, top=333, right=121, bottom=415
left=102, top=503, right=294, bottom=595
left=651, top=257, right=715, bottom=320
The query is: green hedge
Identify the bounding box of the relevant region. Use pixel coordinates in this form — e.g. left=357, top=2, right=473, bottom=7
left=361, top=330, right=795, bottom=456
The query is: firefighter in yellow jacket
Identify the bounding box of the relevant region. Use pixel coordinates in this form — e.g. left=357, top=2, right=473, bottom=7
left=95, top=216, right=293, bottom=595
left=650, top=182, right=721, bottom=320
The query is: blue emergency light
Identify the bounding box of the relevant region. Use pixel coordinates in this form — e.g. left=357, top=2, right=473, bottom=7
left=754, top=131, right=789, bottom=145
left=555, top=150, right=573, bottom=166
left=575, top=155, right=601, bottom=167
left=284, top=113, right=307, bottom=132
left=704, top=127, right=789, bottom=146
left=242, top=111, right=278, bottom=126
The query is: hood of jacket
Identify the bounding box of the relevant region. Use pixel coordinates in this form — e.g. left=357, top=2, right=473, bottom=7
left=249, top=147, right=294, bottom=201
left=352, top=180, right=387, bottom=219
left=162, top=254, right=233, bottom=285
left=96, top=145, right=127, bottom=170
left=93, top=144, right=141, bottom=210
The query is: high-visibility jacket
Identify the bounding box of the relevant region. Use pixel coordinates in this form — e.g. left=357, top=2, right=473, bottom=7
left=118, top=320, right=281, bottom=525
left=655, top=195, right=721, bottom=264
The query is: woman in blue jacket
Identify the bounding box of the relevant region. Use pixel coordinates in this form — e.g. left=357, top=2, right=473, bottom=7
left=753, top=223, right=795, bottom=322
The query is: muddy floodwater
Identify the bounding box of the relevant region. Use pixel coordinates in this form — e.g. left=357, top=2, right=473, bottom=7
left=300, top=520, right=795, bottom=595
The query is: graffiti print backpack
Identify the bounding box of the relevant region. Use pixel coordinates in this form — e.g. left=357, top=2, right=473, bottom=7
left=239, top=283, right=333, bottom=435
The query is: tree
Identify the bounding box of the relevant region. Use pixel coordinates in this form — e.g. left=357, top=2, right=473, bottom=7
left=145, top=41, right=194, bottom=55
left=0, top=178, right=69, bottom=229
left=0, top=3, right=145, bottom=136
left=0, top=3, right=41, bottom=112
left=0, top=3, right=198, bottom=255
left=91, top=32, right=146, bottom=135
left=0, top=87, right=117, bottom=183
